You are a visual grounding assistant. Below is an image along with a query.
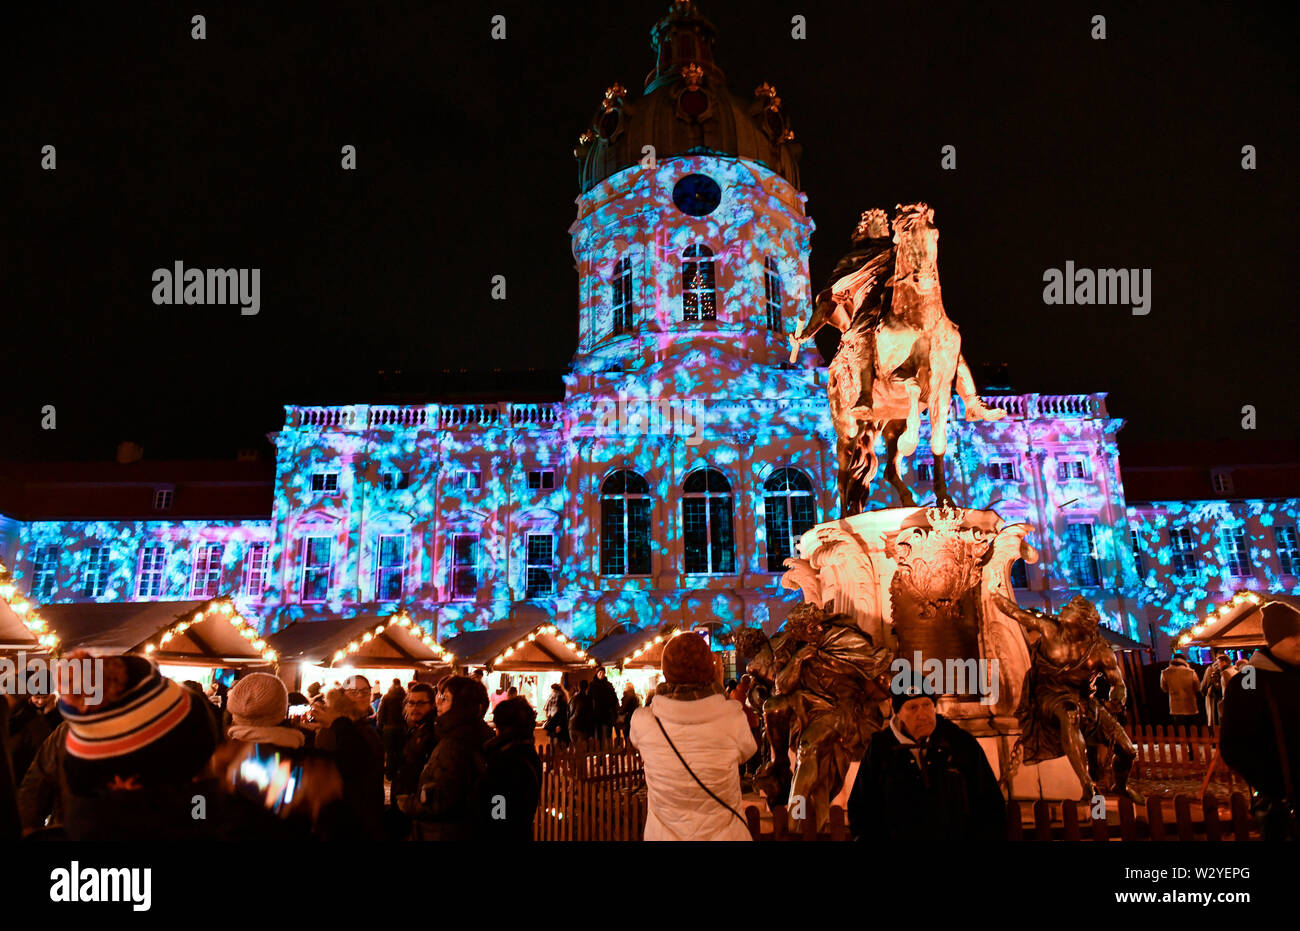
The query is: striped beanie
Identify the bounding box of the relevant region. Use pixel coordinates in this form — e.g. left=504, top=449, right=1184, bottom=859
left=59, top=655, right=216, bottom=795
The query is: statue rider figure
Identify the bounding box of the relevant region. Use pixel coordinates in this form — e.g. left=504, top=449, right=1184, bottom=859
left=789, top=208, right=894, bottom=413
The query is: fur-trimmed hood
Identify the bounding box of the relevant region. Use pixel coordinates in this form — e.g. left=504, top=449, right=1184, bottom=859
left=654, top=681, right=723, bottom=702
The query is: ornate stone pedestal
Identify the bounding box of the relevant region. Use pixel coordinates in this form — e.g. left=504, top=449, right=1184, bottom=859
left=782, top=505, right=1080, bottom=800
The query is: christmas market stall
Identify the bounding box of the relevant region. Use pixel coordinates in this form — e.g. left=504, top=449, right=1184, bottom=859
left=37, top=596, right=275, bottom=687
left=441, top=621, right=595, bottom=713
left=0, top=560, right=57, bottom=657
left=266, top=611, right=451, bottom=694
left=587, top=625, right=676, bottom=704
left=1177, top=589, right=1299, bottom=655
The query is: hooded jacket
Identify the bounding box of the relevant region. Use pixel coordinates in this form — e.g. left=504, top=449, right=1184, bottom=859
left=629, top=683, right=757, bottom=841
left=1220, top=647, right=1300, bottom=805
left=412, top=704, right=494, bottom=840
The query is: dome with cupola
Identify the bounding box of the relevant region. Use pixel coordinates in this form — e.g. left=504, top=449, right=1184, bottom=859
left=574, top=1, right=802, bottom=194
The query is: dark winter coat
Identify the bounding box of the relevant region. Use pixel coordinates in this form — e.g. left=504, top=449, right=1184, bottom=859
left=544, top=692, right=569, bottom=741
left=412, top=705, right=493, bottom=840
left=482, top=730, right=543, bottom=841
left=619, top=691, right=642, bottom=725
left=393, top=718, right=438, bottom=799
left=0, top=700, right=19, bottom=841
left=847, top=714, right=1006, bottom=845
left=5, top=700, right=52, bottom=785
left=568, top=690, right=594, bottom=735
left=377, top=687, right=406, bottom=730
left=590, top=677, right=619, bottom=727
left=17, top=721, right=67, bottom=833
left=1220, top=647, right=1300, bottom=832
left=315, top=715, right=385, bottom=839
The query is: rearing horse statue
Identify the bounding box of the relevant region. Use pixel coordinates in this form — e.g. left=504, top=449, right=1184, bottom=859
left=790, top=204, right=1004, bottom=516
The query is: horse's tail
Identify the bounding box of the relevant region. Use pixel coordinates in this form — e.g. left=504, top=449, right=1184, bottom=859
left=852, top=422, right=883, bottom=487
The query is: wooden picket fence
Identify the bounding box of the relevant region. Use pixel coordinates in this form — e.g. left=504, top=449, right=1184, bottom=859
left=1006, top=793, right=1260, bottom=841
left=746, top=804, right=851, bottom=841
left=1130, top=724, right=1242, bottom=793
left=533, top=744, right=647, bottom=841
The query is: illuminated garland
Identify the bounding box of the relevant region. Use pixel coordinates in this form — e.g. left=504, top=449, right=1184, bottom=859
left=142, top=595, right=277, bottom=663
left=329, top=610, right=451, bottom=667
left=492, top=623, right=596, bottom=669
left=1176, top=589, right=1262, bottom=648
left=619, top=627, right=675, bottom=667
left=0, top=560, right=60, bottom=652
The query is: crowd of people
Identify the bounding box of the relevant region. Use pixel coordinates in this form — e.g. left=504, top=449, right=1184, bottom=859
left=0, top=654, right=543, bottom=841
left=2, top=602, right=1297, bottom=842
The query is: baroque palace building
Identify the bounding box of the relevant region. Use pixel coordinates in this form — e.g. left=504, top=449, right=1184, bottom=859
left=1, top=2, right=1297, bottom=659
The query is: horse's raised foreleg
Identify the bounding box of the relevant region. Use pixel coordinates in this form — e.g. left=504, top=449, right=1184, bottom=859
left=956, top=353, right=1006, bottom=422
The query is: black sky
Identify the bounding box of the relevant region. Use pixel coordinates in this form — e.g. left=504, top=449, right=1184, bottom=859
left=4, top=0, right=1296, bottom=461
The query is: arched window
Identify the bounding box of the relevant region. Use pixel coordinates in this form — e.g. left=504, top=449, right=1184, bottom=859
left=611, top=255, right=634, bottom=334
left=763, top=468, right=817, bottom=571
left=601, top=470, right=652, bottom=576
left=682, top=468, right=735, bottom=574
left=764, top=256, right=783, bottom=331
left=681, top=245, right=716, bottom=322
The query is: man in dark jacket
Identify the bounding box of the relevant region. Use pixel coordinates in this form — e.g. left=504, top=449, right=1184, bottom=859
left=1221, top=600, right=1300, bottom=839
left=389, top=683, right=438, bottom=838
left=568, top=680, right=595, bottom=750
left=589, top=669, right=619, bottom=750
left=377, top=678, right=406, bottom=781
left=17, top=721, right=68, bottom=835
left=313, top=675, right=385, bottom=840
left=5, top=694, right=52, bottom=784
left=483, top=697, right=543, bottom=840
left=410, top=675, right=493, bottom=840
left=848, top=690, right=1006, bottom=844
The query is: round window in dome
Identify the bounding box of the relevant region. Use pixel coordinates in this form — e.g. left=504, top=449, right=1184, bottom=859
left=672, top=174, right=722, bottom=217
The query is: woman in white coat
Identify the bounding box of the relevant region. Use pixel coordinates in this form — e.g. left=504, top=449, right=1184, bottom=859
left=629, top=632, right=757, bottom=841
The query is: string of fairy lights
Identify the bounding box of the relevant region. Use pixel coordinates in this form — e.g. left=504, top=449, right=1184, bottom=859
left=329, top=610, right=452, bottom=667
left=142, top=596, right=278, bottom=663
left=1174, top=589, right=1263, bottom=649
left=618, top=628, right=674, bottom=667
left=0, top=559, right=60, bottom=652
left=491, top=624, right=595, bottom=669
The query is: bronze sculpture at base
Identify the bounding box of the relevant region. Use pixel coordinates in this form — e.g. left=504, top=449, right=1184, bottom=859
left=992, top=592, right=1144, bottom=804
left=736, top=603, right=893, bottom=829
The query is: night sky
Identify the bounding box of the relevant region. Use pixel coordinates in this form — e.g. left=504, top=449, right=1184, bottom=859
left=5, top=0, right=1295, bottom=461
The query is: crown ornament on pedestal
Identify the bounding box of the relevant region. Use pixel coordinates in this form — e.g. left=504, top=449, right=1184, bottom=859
left=925, top=504, right=964, bottom=532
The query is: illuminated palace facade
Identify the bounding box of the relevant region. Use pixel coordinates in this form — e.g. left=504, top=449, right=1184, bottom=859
left=2, top=2, right=1298, bottom=656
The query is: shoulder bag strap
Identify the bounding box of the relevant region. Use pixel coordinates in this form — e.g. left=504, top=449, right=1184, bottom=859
left=651, top=711, right=748, bottom=829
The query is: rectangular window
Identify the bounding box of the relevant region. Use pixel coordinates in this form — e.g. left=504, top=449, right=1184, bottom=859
left=375, top=534, right=406, bottom=602
left=612, top=256, right=634, bottom=334
left=527, top=469, right=555, bottom=490
left=136, top=544, right=167, bottom=599
left=243, top=542, right=269, bottom=598
left=1130, top=528, right=1145, bottom=578
left=915, top=461, right=934, bottom=483
left=452, top=534, right=479, bottom=600
left=153, top=489, right=173, bottom=510
left=1170, top=527, right=1197, bottom=579
left=310, top=472, right=339, bottom=493
left=1212, top=472, right=1233, bottom=494
left=988, top=458, right=1020, bottom=482
left=449, top=469, right=482, bottom=491
left=1277, top=526, right=1300, bottom=575
left=82, top=546, right=111, bottom=598
left=1065, top=522, right=1100, bottom=587
left=1219, top=525, right=1252, bottom=578
left=31, top=545, right=60, bottom=600
left=525, top=533, right=555, bottom=598
left=1056, top=457, right=1088, bottom=481
left=300, top=536, right=333, bottom=603
left=764, top=256, right=783, bottom=332
left=190, top=543, right=225, bottom=598
left=380, top=471, right=409, bottom=491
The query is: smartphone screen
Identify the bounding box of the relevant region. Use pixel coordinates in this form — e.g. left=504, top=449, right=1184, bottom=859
left=231, top=746, right=304, bottom=814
